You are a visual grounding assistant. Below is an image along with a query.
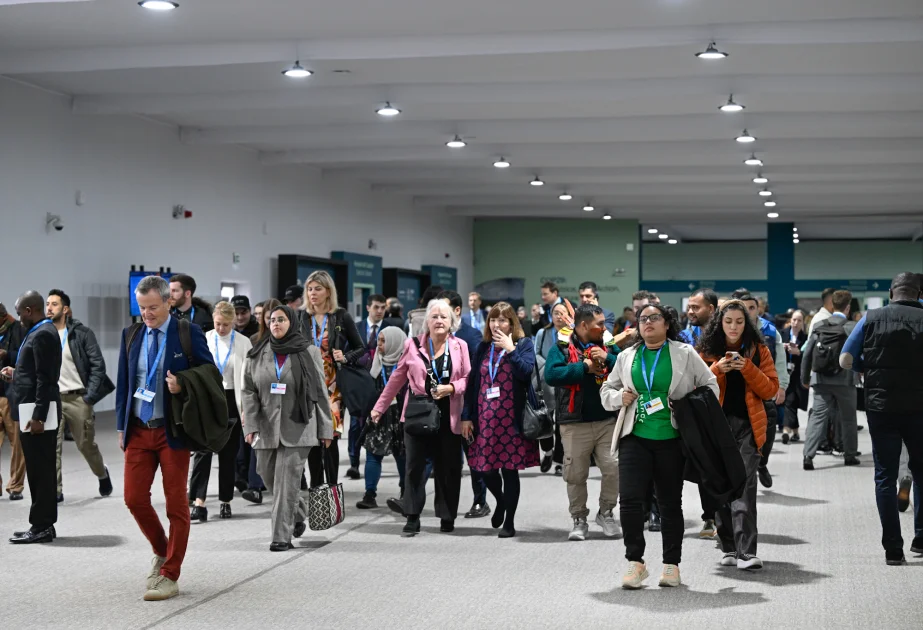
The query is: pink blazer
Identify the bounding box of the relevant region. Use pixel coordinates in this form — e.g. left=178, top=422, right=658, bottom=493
left=372, top=334, right=471, bottom=435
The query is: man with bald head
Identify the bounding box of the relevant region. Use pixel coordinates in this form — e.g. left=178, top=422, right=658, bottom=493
left=1, top=291, right=61, bottom=544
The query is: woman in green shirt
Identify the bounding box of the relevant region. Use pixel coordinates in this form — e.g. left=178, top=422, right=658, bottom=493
left=601, top=304, right=718, bottom=590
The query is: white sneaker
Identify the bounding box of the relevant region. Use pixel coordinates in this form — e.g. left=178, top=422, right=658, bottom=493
left=622, top=561, right=649, bottom=590
left=737, top=555, right=763, bottom=570
left=568, top=517, right=589, bottom=541
left=659, top=564, right=681, bottom=587
left=144, top=575, right=179, bottom=601
left=147, top=555, right=166, bottom=589
left=719, top=552, right=737, bottom=567
left=595, top=510, right=621, bottom=538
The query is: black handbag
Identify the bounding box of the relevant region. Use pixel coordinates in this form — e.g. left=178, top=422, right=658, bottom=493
left=522, top=355, right=554, bottom=440
left=403, top=337, right=441, bottom=436
left=336, top=364, right=379, bottom=417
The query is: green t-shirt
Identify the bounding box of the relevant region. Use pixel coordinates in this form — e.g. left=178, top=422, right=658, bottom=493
left=630, top=345, right=679, bottom=440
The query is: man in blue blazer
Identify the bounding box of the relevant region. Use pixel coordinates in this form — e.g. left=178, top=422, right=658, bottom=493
left=115, top=275, right=213, bottom=602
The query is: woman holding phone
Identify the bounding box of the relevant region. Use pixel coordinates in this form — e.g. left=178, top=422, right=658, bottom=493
left=697, top=300, right=779, bottom=571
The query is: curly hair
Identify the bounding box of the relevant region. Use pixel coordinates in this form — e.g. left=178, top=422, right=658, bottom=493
left=633, top=303, right=681, bottom=347
left=695, top=299, right=765, bottom=358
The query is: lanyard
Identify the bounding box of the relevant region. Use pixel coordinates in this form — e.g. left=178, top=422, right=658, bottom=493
left=19, top=319, right=52, bottom=355
left=143, top=328, right=168, bottom=391
left=189, top=306, right=195, bottom=322
left=313, top=314, right=328, bottom=349
left=381, top=364, right=393, bottom=387
left=60, top=326, right=69, bottom=350
left=488, top=344, right=506, bottom=385
left=213, top=331, right=235, bottom=375
left=274, top=354, right=286, bottom=381
left=428, top=338, right=446, bottom=379
left=640, top=345, right=665, bottom=397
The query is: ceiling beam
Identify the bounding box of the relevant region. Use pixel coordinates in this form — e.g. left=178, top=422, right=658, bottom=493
left=72, top=74, right=923, bottom=116
left=418, top=192, right=921, bottom=207
left=6, top=18, right=923, bottom=75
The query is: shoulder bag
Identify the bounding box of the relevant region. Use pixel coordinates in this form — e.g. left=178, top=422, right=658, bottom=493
left=308, top=445, right=346, bottom=531
left=402, top=337, right=441, bottom=436
left=522, top=349, right=554, bottom=440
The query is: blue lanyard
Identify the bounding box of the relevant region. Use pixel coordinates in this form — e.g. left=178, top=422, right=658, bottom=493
left=143, top=328, right=168, bottom=391
left=313, top=314, right=328, bottom=348
left=640, top=345, right=665, bottom=397
left=381, top=364, right=393, bottom=387
left=189, top=306, right=195, bottom=322
left=60, top=326, right=69, bottom=350
left=488, top=344, right=506, bottom=385
left=213, top=331, right=235, bottom=375
left=428, top=338, right=446, bottom=378
left=19, top=319, right=52, bottom=355
left=274, top=354, right=286, bottom=381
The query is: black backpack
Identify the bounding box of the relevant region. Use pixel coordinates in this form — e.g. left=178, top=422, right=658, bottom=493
left=811, top=318, right=849, bottom=376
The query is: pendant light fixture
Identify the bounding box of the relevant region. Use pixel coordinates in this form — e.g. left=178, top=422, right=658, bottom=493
left=139, top=1, right=178, bottom=9
left=282, top=61, right=312, bottom=78
left=668, top=239, right=678, bottom=245
left=744, top=155, right=763, bottom=166
left=602, top=212, right=612, bottom=221
left=764, top=201, right=777, bottom=207
left=446, top=135, right=466, bottom=148
left=648, top=228, right=659, bottom=234
left=658, top=233, right=669, bottom=240
left=736, top=129, right=756, bottom=143
left=559, top=192, right=573, bottom=201
left=696, top=42, right=728, bottom=60
left=752, top=174, right=769, bottom=184
left=767, top=212, right=780, bottom=218
left=376, top=102, right=401, bottom=117
left=583, top=202, right=595, bottom=212
left=719, top=94, right=744, bottom=113
left=759, top=189, right=773, bottom=197
left=493, top=157, right=510, bottom=169
left=530, top=176, right=544, bottom=187
left=793, top=238, right=800, bottom=244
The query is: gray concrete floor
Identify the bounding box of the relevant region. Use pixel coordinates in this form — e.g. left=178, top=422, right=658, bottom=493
left=1, top=410, right=920, bottom=630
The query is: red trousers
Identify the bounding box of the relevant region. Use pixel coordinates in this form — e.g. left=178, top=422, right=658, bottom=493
left=123, top=425, right=190, bottom=582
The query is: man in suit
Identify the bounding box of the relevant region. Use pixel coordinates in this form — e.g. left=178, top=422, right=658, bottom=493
left=116, top=275, right=214, bottom=601
left=466, top=292, right=486, bottom=333
left=3, top=291, right=61, bottom=544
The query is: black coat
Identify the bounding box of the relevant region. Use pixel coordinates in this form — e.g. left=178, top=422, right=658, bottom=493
left=296, top=308, right=366, bottom=365
left=64, top=319, right=115, bottom=405
left=0, top=320, right=25, bottom=398
left=672, top=386, right=747, bottom=506
left=171, top=297, right=214, bottom=332
left=9, top=321, right=62, bottom=424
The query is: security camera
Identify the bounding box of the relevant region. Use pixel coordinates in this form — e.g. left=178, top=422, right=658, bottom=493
left=46, top=213, right=64, bottom=232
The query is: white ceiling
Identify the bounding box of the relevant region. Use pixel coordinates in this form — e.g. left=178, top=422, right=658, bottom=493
left=2, top=0, right=923, bottom=241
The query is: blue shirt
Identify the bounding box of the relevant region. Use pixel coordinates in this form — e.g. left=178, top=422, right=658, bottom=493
left=132, top=316, right=171, bottom=419
left=467, top=309, right=485, bottom=333
left=678, top=326, right=702, bottom=345
left=841, top=314, right=867, bottom=373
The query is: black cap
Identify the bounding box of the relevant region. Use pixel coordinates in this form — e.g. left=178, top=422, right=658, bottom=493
left=231, top=295, right=250, bottom=311
left=283, top=285, right=303, bottom=303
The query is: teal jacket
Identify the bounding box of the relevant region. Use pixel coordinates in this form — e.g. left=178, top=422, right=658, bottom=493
left=544, top=335, right=618, bottom=424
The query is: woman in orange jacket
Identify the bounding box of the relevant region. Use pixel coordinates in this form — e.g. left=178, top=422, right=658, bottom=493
left=697, top=299, right=779, bottom=571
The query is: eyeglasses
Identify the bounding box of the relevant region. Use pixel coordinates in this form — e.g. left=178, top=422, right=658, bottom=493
left=638, top=314, right=664, bottom=324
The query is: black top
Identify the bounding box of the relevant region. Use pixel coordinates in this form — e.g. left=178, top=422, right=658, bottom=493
left=9, top=321, right=62, bottom=423
left=425, top=348, right=452, bottom=420
left=722, top=371, right=748, bottom=420
left=862, top=300, right=923, bottom=414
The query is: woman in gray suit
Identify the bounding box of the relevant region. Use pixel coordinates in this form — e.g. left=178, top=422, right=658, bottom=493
left=242, top=304, right=333, bottom=551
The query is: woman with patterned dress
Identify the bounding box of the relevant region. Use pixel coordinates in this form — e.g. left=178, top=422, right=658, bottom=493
left=462, top=302, right=539, bottom=538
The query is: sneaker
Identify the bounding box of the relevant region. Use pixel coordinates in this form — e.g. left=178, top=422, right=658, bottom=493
left=720, top=552, right=737, bottom=566
left=699, top=519, right=717, bottom=539
left=844, top=456, right=860, bottom=466
left=595, top=510, right=621, bottom=538
left=98, top=467, right=113, bottom=497
left=898, top=477, right=912, bottom=513
left=540, top=452, right=553, bottom=473
left=803, top=457, right=814, bottom=471
left=144, top=575, right=179, bottom=601
left=659, top=564, right=681, bottom=587
left=757, top=466, right=772, bottom=488
left=146, top=556, right=166, bottom=590
left=357, top=492, right=378, bottom=509
left=568, top=517, right=589, bottom=541
left=737, top=555, right=763, bottom=570
left=241, top=489, right=263, bottom=504
left=886, top=551, right=907, bottom=566
left=621, top=561, right=649, bottom=590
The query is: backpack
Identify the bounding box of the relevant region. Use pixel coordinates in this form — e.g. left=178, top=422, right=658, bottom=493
left=810, top=318, right=848, bottom=376
left=126, top=319, right=194, bottom=365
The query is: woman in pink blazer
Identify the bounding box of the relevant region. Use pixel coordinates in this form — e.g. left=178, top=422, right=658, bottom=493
left=370, top=299, right=471, bottom=537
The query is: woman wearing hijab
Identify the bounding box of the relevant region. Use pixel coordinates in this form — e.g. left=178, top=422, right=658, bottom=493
left=356, top=327, right=409, bottom=510
left=241, top=304, right=333, bottom=551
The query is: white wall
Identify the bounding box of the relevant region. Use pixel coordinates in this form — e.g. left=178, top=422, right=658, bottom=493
left=0, top=78, right=473, bottom=410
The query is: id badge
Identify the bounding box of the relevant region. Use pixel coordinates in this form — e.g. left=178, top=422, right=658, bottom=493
left=442, top=370, right=450, bottom=379
left=787, top=362, right=795, bottom=374
left=486, top=387, right=500, bottom=400
left=270, top=383, right=287, bottom=395
left=133, top=388, right=155, bottom=402
left=644, top=397, right=665, bottom=414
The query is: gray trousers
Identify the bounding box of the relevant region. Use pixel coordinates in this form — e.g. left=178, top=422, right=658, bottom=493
left=716, top=414, right=761, bottom=558
left=256, top=445, right=311, bottom=544
left=804, top=385, right=858, bottom=459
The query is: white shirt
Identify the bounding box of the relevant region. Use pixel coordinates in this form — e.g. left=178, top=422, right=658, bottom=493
left=366, top=318, right=382, bottom=344
left=808, top=307, right=832, bottom=337
left=57, top=327, right=84, bottom=393
left=211, top=331, right=237, bottom=390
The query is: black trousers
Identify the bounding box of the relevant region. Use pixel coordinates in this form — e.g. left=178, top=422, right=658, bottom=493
left=539, top=417, right=564, bottom=464
left=189, top=421, right=242, bottom=503
left=404, top=418, right=463, bottom=521
left=20, top=428, right=58, bottom=531
left=308, top=437, right=340, bottom=487
left=699, top=484, right=722, bottom=521
left=619, top=435, right=685, bottom=565
left=760, top=416, right=776, bottom=468
left=716, top=414, right=761, bottom=558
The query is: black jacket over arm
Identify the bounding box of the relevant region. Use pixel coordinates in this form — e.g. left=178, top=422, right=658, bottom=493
left=10, top=322, right=62, bottom=423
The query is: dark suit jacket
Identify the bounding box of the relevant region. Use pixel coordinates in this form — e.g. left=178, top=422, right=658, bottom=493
left=115, top=317, right=214, bottom=449
left=355, top=318, right=392, bottom=352
left=9, top=322, right=61, bottom=424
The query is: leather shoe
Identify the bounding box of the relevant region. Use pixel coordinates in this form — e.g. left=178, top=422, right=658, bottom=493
left=757, top=466, right=773, bottom=488
left=10, top=527, right=54, bottom=544
left=402, top=517, right=421, bottom=537
left=844, top=456, right=861, bottom=466
left=346, top=467, right=361, bottom=480
left=540, top=453, right=553, bottom=473
left=910, top=537, right=923, bottom=555
left=803, top=457, right=814, bottom=471
left=219, top=503, right=232, bottom=519
left=13, top=525, right=56, bottom=539
left=357, top=492, right=378, bottom=509
left=387, top=497, right=406, bottom=516
left=464, top=502, right=491, bottom=519
left=56, top=493, right=64, bottom=504
left=440, top=519, right=455, bottom=533
left=98, top=467, right=113, bottom=497
left=241, top=489, right=263, bottom=504
left=190, top=506, right=208, bottom=522
left=270, top=541, right=294, bottom=552
left=234, top=479, right=248, bottom=493
left=649, top=513, right=662, bottom=532
left=293, top=521, right=306, bottom=538
left=9, top=491, right=23, bottom=501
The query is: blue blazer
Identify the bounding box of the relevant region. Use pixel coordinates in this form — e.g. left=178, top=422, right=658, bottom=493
left=462, top=337, right=536, bottom=435
left=115, top=317, right=214, bottom=449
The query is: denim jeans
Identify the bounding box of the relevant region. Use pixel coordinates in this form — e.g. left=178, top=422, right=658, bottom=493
left=867, top=411, right=923, bottom=553
left=348, top=415, right=365, bottom=468
left=365, top=452, right=407, bottom=496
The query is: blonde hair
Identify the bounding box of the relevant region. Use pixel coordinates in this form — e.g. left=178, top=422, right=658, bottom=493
left=303, top=270, right=339, bottom=315
left=213, top=300, right=235, bottom=323
left=424, top=299, right=459, bottom=334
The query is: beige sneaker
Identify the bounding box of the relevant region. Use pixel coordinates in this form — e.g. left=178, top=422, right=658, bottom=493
left=659, top=564, right=681, bottom=587
left=144, top=575, right=179, bottom=601
left=147, top=556, right=166, bottom=590
left=621, top=561, right=649, bottom=590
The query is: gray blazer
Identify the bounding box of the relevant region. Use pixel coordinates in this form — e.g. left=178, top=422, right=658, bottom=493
left=241, top=344, right=334, bottom=449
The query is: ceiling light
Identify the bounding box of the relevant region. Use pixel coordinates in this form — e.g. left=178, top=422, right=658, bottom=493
left=446, top=135, right=466, bottom=148
left=493, top=157, right=510, bottom=169
left=793, top=227, right=798, bottom=232
left=744, top=155, right=763, bottom=166
left=736, top=129, right=756, bottom=143
left=376, top=102, right=401, bottom=117
left=583, top=203, right=595, bottom=212
left=648, top=228, right=659, bottom=234
left=282, top=61, right=312, bottom=78
left=668, top=239, right=678, bottom=245
left=719, top=94, right=744, bottom=113
left=138, top=1, right=178, bottom=9
left=759, top=189, right=773, bottom=197
left=602, top=213, right=612, bottom=221
left=767, top=212, right=780, bottom=218
left=764, top=201, right=777, bottom=207
left=530, top=176, right=544, bottom=187
left=696, top=42, right=728, bottom=60
left=793, top=238, right=800, bottom=244
left=658, top=233, right=669, bottom=240
left=752, top=174, right=769, bottom=184
left=559, top=193, right=573, bottom=201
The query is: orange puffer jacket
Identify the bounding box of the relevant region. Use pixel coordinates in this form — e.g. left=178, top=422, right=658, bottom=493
left=701, top=344, right=779, bottom=450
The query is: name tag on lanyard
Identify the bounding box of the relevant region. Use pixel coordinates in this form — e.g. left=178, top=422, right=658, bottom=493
left=133, top=388, right=155, bottom=402
left=270, top=383, right=287, bottom=395
left=643, top=397, right=665, bottom=414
